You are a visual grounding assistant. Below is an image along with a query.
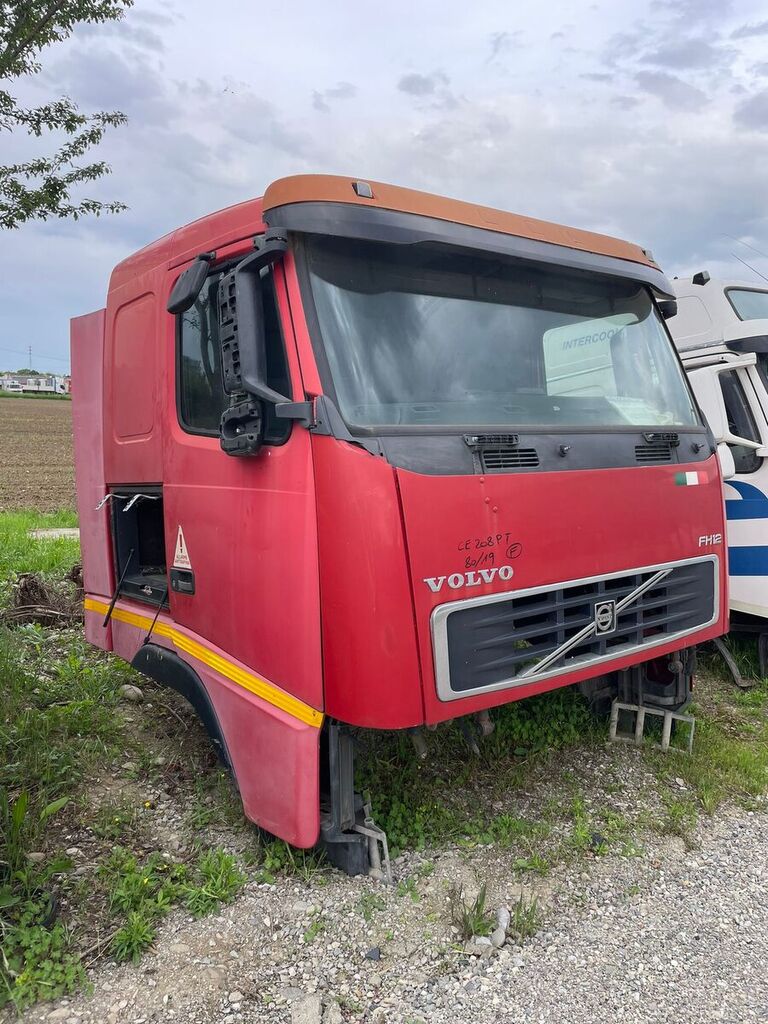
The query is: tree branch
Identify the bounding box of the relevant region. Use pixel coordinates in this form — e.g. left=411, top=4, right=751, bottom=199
left=0, top=0, right=66, bottom=77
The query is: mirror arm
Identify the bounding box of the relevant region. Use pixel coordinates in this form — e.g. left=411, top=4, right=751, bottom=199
left=275, top=400, right=314, bottom=426
left=725, top=434, right=764, bottom=451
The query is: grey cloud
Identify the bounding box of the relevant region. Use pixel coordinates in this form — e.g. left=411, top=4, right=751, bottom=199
left=312, top=81, right=357, bottom=112
left=734, top=89, right=768, bottom=130
left=641, top=38, right=733, bottom=70
left=580, top=72, right=614, bottom=82
left=74, top=17, right=166, bottom=53
left=131, top=9, right=176, bottom=27
left=652, top=0, right=732, bottom=20
left=752, top=62, right=768, bottom=77
left=634, top=70, right=708, bottom=111
left=731, top=20, right=768, bottom=39
left=47, top=47, right=175, bottom=125
left=605, top=30, right=645, bottom=57
left=612, top=95, right=641, bottom=110
left=487, top=31, right=521, bottom=62
left=398, top=71, right=448, bottom=96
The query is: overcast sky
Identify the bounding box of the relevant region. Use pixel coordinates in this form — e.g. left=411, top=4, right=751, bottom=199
left=3, top=0, right=768, bottom=373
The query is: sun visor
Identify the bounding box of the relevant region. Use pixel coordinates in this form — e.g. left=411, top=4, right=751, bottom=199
left=266, top=200, right=675, bottom=299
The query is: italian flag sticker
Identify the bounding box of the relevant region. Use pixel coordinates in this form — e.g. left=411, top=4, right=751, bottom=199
left=675, top=471, right=700, bottom=486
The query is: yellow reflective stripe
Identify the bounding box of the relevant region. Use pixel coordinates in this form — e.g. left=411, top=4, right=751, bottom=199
left=83, top=598, right=323, bottom=728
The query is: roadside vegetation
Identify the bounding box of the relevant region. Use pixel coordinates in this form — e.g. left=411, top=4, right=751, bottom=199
left=1, top=509, right=767, bottom=1012
left=0, top=391, right=71, bottom=401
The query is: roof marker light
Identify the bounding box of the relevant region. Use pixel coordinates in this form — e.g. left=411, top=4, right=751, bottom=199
left=352, top=180, right=374, bottom=199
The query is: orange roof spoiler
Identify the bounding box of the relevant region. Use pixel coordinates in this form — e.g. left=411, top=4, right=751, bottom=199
left=263, top=174, right=655, bottom=268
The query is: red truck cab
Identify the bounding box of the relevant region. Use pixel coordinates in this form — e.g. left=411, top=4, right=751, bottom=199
left=72, top=175, right=727, bottom=874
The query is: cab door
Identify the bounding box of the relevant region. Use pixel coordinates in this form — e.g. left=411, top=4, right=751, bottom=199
left=161, top=250, right=322, bottom=711
left=719, top=363, right=768, bottom=617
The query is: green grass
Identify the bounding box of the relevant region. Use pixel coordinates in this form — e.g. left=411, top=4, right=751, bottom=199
left=0, top=391, right=71, bottom=401
left=0, top=510, right=79, bottom=581
left=0, top=628, right=128, bottom=807
left=509, top=893, right=541, bottom=944
left=356, top=686, right=595, bottom=855
left=654, top=712, right=768, bottom=815
left=450, top=882, right=494, bottom=940
left=99, top=846, right=244, bottom=963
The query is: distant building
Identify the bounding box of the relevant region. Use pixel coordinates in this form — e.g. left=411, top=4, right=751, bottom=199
left=0, top=373, right=70, bottom=394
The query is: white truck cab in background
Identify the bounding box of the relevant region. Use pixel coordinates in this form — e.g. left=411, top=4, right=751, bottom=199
left=669, top=272, right=768, bottom=636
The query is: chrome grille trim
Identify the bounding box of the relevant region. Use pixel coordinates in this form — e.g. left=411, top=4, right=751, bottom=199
left=430, top=555, right=719, bottom=702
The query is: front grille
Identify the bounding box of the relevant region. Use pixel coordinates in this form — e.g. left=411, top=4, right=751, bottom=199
left=435, top=558, right=717, bottom=699
left=635, top=442, right=673, bottom=463
left=481, top=447, right=540, bottom=471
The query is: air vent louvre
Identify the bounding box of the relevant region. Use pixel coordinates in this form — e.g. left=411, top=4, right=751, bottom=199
left=464, top=433, right=520, bottom=447
left=635, top=443, right=673, bottom=463
left=481, top=448, right=540, bottom=471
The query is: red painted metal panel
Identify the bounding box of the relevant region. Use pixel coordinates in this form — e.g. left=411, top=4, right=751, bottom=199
left=104, top=273, right=164, bottom=483
left=313, top=434, right=424, bottom=729
left=103, top=608, right=320, bottom=847
left=71, top=308, right=114, bottom=650
left=396, top=457, right=728, bottom=724
left=195, top=660, right=320, bottom=847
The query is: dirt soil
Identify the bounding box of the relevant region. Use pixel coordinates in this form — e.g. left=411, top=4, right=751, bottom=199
left=0, top=399, right=75, bottom=512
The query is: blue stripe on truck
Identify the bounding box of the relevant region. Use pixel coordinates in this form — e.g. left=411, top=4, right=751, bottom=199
left=729, top=546, right=768, bottom=576
left=725, top=481, right=768, bottom=521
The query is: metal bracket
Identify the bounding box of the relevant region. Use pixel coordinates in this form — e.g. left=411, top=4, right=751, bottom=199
left=275, top=400, right=314, bottom=427
left=311, top=395, right=383, bottom=456
left=353, top=804, right=392, bottom=884
left=94, top=492, right=161, bottom=513
left=609, top=699, right=695, bottom=754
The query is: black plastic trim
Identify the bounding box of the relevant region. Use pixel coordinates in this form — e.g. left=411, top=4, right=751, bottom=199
left=174, top=254, right=293, bottom=448
left=131, top=644, right=233, bottom=773
left=376, top=430, right=713, bottom=476
left=725, top=335, right=768, bottom=354
left=267, top=201, right=675, bottom=297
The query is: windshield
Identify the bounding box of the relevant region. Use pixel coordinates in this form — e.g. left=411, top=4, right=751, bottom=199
left=303, top=236, right=699, bottom=430
left=727, top=288, right=768, bottom=321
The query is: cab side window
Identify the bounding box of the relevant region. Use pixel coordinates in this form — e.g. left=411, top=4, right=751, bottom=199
left=177, top=267, right=292, bottom=444
left=719, top=371, right=761, bottom=474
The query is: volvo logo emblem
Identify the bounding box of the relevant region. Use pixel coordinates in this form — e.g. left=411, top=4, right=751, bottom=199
left=594, top=600, right=617, bottom=635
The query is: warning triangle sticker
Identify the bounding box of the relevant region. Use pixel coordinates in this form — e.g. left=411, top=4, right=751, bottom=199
left=173, top=526, right=192, bottom=570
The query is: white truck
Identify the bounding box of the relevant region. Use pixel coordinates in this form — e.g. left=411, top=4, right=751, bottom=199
left=669, top=272, right=768, bottom=670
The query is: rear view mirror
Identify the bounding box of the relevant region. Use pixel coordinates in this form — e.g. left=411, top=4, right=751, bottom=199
left=658, top=299, right=678, bottom=320
left=717, top=443, right=735, bottom=480
left=218, top=234, right=289, bottom=404
left=687, top=367, right=728, bottom=442
left=688, top=362, right=765, bottom=452
left=167, top=254, right=213, bottom=314
left=217, top=232, right=289, bottom=457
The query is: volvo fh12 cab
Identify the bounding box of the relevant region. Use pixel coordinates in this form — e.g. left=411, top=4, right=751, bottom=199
left=72, top=175, right=727, bottom=875
left=670, top=272, right=768, bottom=668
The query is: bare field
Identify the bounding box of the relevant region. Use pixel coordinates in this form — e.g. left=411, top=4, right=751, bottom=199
left=0, top=397, right=75, bottom=512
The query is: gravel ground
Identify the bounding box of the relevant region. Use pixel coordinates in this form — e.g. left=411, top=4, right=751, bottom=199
left=20, top=803, right=768, bottom=1024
